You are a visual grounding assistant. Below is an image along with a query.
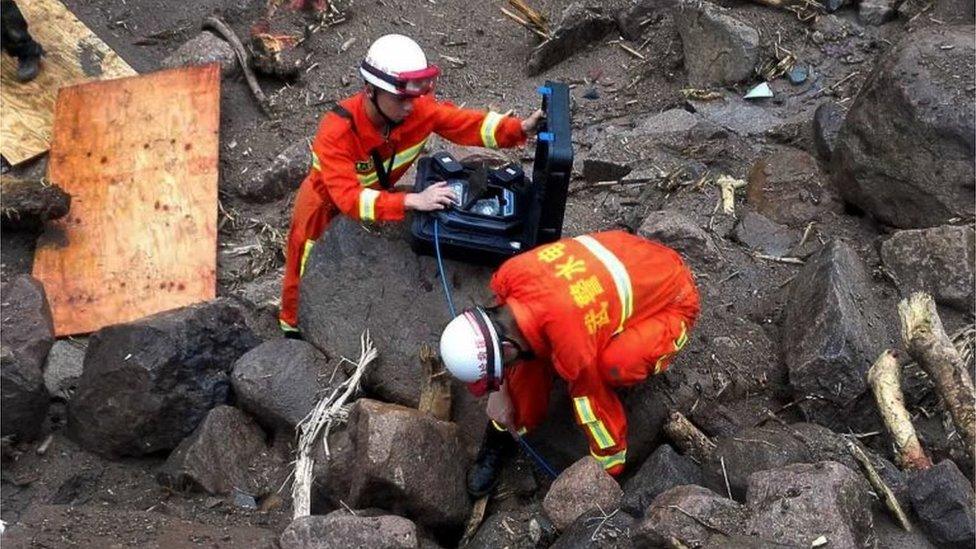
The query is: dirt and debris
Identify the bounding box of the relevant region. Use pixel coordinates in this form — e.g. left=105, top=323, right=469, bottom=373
left=1, top=0, right=974, bottom=547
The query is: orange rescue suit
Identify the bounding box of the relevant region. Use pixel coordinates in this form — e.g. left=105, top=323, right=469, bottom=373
left=490, top=230, right=700, bottom=475
left=280, top=91, right=527, bottom=330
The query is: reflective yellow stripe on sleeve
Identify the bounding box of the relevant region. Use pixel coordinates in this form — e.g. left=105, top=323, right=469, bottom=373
left=355, top=137, right=428, bottom=187
left=574, top=235, right=634, bottom=334
left=311, top=150, right=321, bottom=171
left=359, top=188, right=380, bottom=222
left=480, top=111, right=504, bottom=149
left=572, top=396, right=615, bottom=450
left=591, top=448, right=626, bottom=470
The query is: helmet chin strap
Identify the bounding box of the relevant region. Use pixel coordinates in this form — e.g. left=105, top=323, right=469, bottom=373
left=369, top=87, right=403, bottom=133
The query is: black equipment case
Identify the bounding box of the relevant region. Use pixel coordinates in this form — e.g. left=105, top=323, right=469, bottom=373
left=410, top=81, right=573, bottom=264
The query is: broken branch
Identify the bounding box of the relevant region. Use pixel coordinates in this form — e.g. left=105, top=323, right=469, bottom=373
left=867, top=349, right=932, bottom=471
left=664, top=411, right=716, bottom=463
left=203, top=16, right=273, bottom=117
left=846, top=438, right=913, bottom=532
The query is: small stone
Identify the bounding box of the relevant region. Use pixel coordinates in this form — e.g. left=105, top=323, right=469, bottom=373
left=787, top=65, right=808, bottom=85
left=582, top=87, right=600, bottom=100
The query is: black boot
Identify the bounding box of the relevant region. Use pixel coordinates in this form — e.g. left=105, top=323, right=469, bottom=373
left=466, top=423, right=517, bottom=497
left=16, top=53, right=40, bottom=82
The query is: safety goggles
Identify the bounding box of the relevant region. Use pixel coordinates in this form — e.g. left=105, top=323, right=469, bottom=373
left=361, top=62, right=440, bottom=97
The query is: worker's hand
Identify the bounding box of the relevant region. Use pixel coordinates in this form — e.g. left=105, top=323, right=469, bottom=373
left=486, top=382, right=515, bottom=429
left=521, top=109, right=545, bottom=135
left=405, top=181, right=457, bottom=212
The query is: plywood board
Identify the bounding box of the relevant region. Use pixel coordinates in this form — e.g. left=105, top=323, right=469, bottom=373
left=32, top=65, right=220, bottom=336
left=1, top=0, right=136, bottom=165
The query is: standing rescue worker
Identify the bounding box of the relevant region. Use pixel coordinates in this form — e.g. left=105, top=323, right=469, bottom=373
left=280, top=34, right=544, bottom=337
left=439, top=230, right=700, bottom=496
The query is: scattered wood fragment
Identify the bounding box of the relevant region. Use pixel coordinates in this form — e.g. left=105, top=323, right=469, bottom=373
left=618, top=43, right=645, bottom=60
left=418, top=343, right=452, bottom=421
left=752, top=253, right=805, bottom=265
left=681, top=89, right=723, bottom=101
left=846, top=438, right=914, bottom=532
left=203, top=16, right=273, bottom=117
left=507, top=0, right=551, bottom=38
left=716, top=175, right=747, bottom=216
left=459, top=496, right=489, bottom=546
left=867, top=349, right=933, bottom=471
left=500, top=7, right=551, bottom=40
left=664, top=411, right=715, bottom=463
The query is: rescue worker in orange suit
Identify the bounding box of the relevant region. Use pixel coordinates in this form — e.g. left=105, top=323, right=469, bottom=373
left=439, top=230, right=700, bottom=496
left=280, top=33, right=544, bottom=337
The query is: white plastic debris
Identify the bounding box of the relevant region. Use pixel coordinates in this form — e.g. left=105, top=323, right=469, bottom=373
left=811, top=535, right=828, bottom=547
left=744, top=82, right=773, bottom=100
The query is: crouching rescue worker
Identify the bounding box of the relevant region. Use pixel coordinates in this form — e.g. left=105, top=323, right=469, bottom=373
left=439, top=230, right=700, bottom=496
left=280, top=33, right=544, bottom=337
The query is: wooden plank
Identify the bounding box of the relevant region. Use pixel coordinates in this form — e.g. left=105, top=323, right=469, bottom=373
left=32, top=65, right=220, bottom=336
left=1, top=0, right=136, bottom=165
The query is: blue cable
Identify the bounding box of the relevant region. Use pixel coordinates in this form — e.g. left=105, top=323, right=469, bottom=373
left=432, top=217, right=559, bottom=479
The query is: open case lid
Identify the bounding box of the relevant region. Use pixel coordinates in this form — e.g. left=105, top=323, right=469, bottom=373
left=532, top=81, right=573, bottom=179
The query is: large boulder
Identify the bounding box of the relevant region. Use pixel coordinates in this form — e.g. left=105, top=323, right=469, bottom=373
left=299, top=217, right=494, bottom=407
left=621, top=443, right=703, bottom=516
left=231, top=338, right=342, bottom=433
left=1, top=275, right=54, bottom=441
left=67, top=299, right=259, bottom=457
left=744, top=461, right=873, bottom=548
left=732, top=210, right=796, bottom=258
left=672, top=0, right=759, bottom=87
left=526, top=3, right=616, bottom=76
left=638, top=210, right=721, bottom=267
left=880, top=225, right=975, bottom=312
left=543, top=456, right=623, bottom=531
left=237, top=141, right=310, bottom=203
left=907, top=460, right=976, bottom=548
left=633, top=485, right=746, bottom=547
left=156, top=405, right=284, bottom=496
left=43, top=339, right=85, bottom=400
left=832, top=25, right=975, bottom=228
left=746, top=148, right=843, bottom=228
left=314, top=399, right=469, bottom=539
left=780, top=241, right=885, bottom=430
left=279, top=511, right=419, bottom=549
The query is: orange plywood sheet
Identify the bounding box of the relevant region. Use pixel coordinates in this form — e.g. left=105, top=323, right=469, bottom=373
left=32, top=65, right=220, bottom=336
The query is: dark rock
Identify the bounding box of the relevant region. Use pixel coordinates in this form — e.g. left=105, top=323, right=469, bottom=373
left=279, top=511, right=419, bottom=549
left=161, top=31, right=238, bottom=77
left=732, top=210, right=796, bottom=257
left=633, top=485, right=746, bottom=547
left=780, top=241, right=884, bottom=430
left=812, top=102, right=844, bottom=162
left=621, top=444, right=703, bottom=516
left=746, top=147, right=843, bottom=228
left=231, top=338, right=342, bottom=433
left=67, top=299, right=259, bottom=457
left=156, top=405, right=284, bottom=496
left=744, top=461, right=873, bottom=548
left=703, top=535, right=800, bottom=548
left=615, top=0, right=673, bottom=41
left=237, top=141, right=310, bottom=203
left=551, top=507, right=635, bottom=548
left=526, top=3, right=616, bottom=76
left=1, top=275, right=53, bottom=441
left=543, top=456, right=623, bottom=531
left=673, top=0, right=759, bottom=87
left=43, top=339, right=85, bottom=400
left=880, top=225, right=975, bottom=312
left=859, top=0, right=897, bottom=25
left=464, top=505, right=557, bottom=549
left=832, top=25, right=975, bottom=228
left=702, top=423, right=812, bottom=502
left=907, top=460, right=976, bottom=548
left=299, top=218, right=494, bottom=407
left=871, top=509, right=937, bottom=549
left=314, top=399, right=469, bottom=538
left=0, top=177, right=71, bottom=231
left=638, top=210, right=721, bottom=266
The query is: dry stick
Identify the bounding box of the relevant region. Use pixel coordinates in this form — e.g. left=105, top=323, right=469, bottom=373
left=499, top=8, right=551, bottom=40
left=418, top=343, right=452, bottom=421
left=867, top=349, right=933, bottom=471
left=667, top=505, right=733, bottom=536
left=846, top=438, right=914, bottom=532
left=458, top=496, right=489, bottom=546
left=203, top=16, right=273, bottom=117
left=664, top=411, right=716, bottom=463
left=899, top=292, right=976, bottom=464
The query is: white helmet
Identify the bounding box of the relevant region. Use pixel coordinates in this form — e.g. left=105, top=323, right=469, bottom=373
left=439, top=307, right=503, bottom=396
left=360, top=34, right=440, bottom=97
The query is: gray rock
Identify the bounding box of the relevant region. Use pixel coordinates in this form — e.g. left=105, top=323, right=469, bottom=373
left=0, top=178, right=70, bottom=231
left=872, top=509, right=937, bottom=549
left=615, top=0, right=673, bottom=40
left=880, top=225, right=975, bottom=312
left=237, top=141, right=310, bottom=203
left=464, top=505, right=557, bottom=549
left=1, top=275, right=53, bottom=441
left=314, top=399, right=469, bottom=537
left=156, top=405, right=284, bottom=496
left=551, top=507, right=635, bottom=548
left=832, top=25, right=975, bottom=228
left=780, top=241, right=884, bottom=430
left=688, top=97, right=794, bottom=137
left=673, top=0, right=759, bottom=87
left=67, top=299, right=259, bottom=457
left=702, top=423, right=812, bottom=502
left=621, top=444, right=703, bottom=516
left=744, top=461, right=873, bottom=548
left=161, top=31, right=238, bottom=77
left=732, top=210, right=796, bottom=257
left=231, top=338, right=342, bottom=433
left=812, top=102, right=844, bottom=162
left=703, top=535, right=801, bottom=548
left=907, top=460, right=976, bottom=548
left=43, top=339, right=85, bottom=400
left=543, top=457, right=623, bottom=531
left=527, top=3, right=616, bottom=75
left=279, top=511, right=419, bottom=549
left=858, top=0, right=897, bottom=25
left=746, top=147, right=843, bottom=228
left=633, top=485, right=746, bottom=547
left=638, top=210, right=721, bottom=266
left=299, top=218, right=495, bottom=407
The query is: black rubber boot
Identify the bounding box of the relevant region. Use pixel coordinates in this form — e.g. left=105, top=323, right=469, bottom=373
left=466, top=423, right=518, bottom=497
left=16, top=53, right=40, bottom=82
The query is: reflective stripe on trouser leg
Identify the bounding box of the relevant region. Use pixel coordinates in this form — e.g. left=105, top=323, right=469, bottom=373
left=299, top=239, right=314, bottom=277
left=572, top=396, right=615, bottom=450
left=591, top=448, right=626, bottom=471
left=653, top=321, right=688, bottom=374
